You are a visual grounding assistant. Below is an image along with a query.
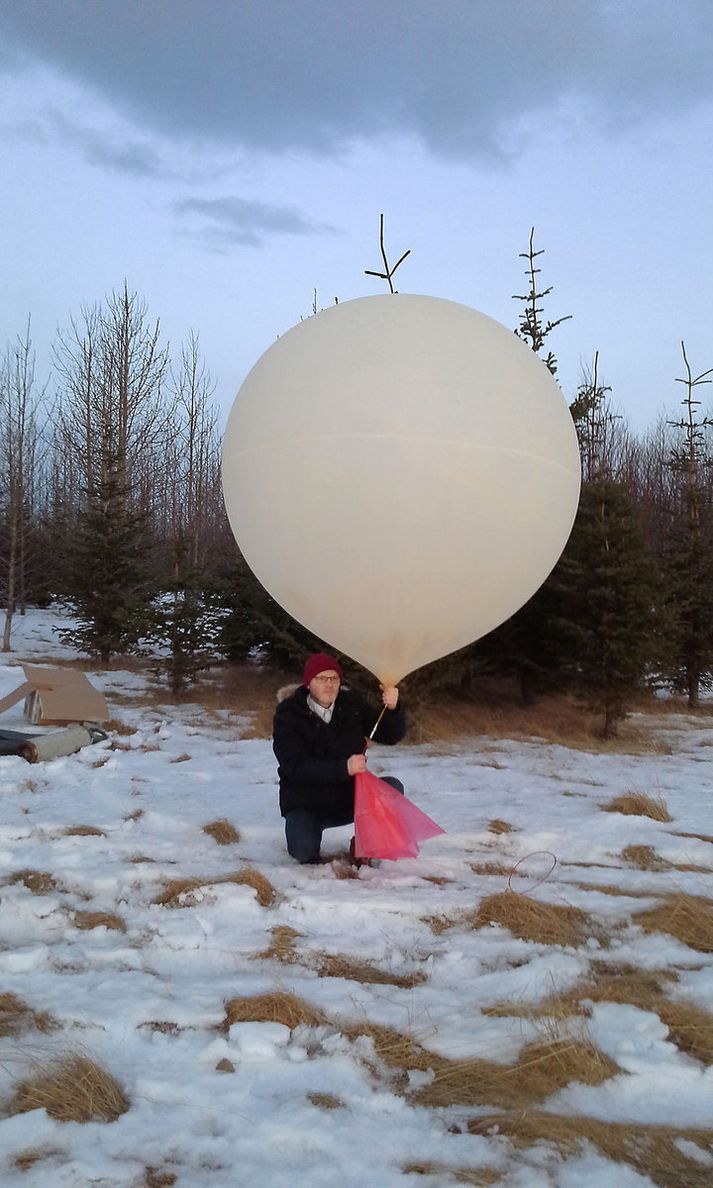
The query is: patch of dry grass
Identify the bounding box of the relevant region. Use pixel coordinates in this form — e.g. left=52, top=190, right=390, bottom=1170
left=622, top=844, right=672, bottom=870
left=406, top=687, right=669, bottom=751
left=410, top=1035, right=618, bottom=1111
left=484, top=964, right=713, bottom=1066
left=468, top=1112, right=713, bottom=1188
left=342, top=1014, right=617, bottom=1113
left=139, top=1021, right=182, bottom=1035
left=202, top=819, right=241, bottom=845
left=258, top=924, right=303, bottom=961
left=169, top=753, right=192, bottom=764
left=13, top=1147, right=65, bottom=1172
left=63, top=824, right=106, bottom=837
left=254, top=927, right=425, bottom=988
left=472, top=892, right=589, bottom=948
left=144, top=1169, right=178, bottom=1188
left=72, top=910, right=127, bottom=933
left=224, top=991, right=326, bottom=1031
left=621, top=844, right=711, bottom=875
left=6, top=869, right=62, bottom=895
left=104, top=717, right=136, bottom=736
left=315, top=952, right=427, bottom=989
left=154, top=867, right=277, bottom=909
left=307, top=1092, right=345, bottom=1111
left=470, top=862, right=512, bottom=876
left=402, top=1163, right=502, bottom=1185
left=671, top=830, right=713, bottom=845
left=0, top=992, right=57, bottom=1036
left=422, top=913, right=465, bottom=935
left=602, top=793, right=672, bottom=821
left=201, top=662, right=286, bottom=738
left=10, top=1052, right=129, bottom=1123
left=634, top=893, right=713, bottom=954
left=488, top=819, right=514, bottom=835
left=569, top=880, right=652, bottom=898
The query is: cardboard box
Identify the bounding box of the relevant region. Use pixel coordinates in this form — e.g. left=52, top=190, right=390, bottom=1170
left=0, top=665, right=109, bottom=725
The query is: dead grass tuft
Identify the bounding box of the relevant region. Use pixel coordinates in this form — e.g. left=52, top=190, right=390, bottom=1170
left=63, top=824, right=106, bottom=837
left=344, top=1021, right=434, bottom=1072
left=331, top=860, right=360, bottom=880
left=72, top=910, right=127, bottom=933
left=488, top=819, right=514, bottom=834
left=472, top=892, right=588, bottom=948
left=202, top=818, right=241, bottom=846
left=671, top=830, right=713, bottom=845
left=104, top=717, right=137, bottom=736
left=6, top=869, right=61, bottom=895
left=10, top=1052, right=129, bottom=1123
left=224, top=991, right=326, bottom=1031
left=0, top=991, right=57, bottom=1036
left=570, top=880, right=650, bottom=898
left=144, top=1169, right=178, bottom=1188
left=231, top=867, right=277, bottom=907
left=634, top=893, right=713, bottom=954
left=470, top=862, right=512, bottom=877
left=139, top=1021, right=182, bottom=1035
left=13, top=1147, right=64, bottom=1171
left=315, top=952, right=427, bottom=989
left=307, top=1092, right=345, bottom=1111
left=169, top=753, right=192, bottom=764
left=468, top=1112, right=713, bottom=1188
left=422, top=913, right=464, bottom=935
left=154, top=867, right=276, bottom=909
left=411, top=1033, right=618, bottom=1111
left=259, top=924, right=303, bottom=961
left=621, top=844, right=671, bottom=870
left=602, top=792, right=672, bottom=821
left=402, top=1163, right=502, bottom=1185
left=484, top=965, right=713, bottom=1066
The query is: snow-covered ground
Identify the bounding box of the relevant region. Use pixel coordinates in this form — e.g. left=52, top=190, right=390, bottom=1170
left=1, top=607, right=712, bottom=1187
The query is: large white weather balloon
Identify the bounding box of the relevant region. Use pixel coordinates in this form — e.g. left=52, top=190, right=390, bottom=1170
left=222, top=294, right=581, bottom=684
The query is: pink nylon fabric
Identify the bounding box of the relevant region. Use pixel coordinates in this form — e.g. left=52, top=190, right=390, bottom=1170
left=353, top=770, right=445, bottom=860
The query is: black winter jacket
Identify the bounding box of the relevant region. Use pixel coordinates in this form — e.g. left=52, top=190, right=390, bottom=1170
left=272, top=686, right=406, bottom=819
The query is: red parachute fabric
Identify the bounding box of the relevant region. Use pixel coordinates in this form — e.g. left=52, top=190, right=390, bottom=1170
left=353, top=770, right=445, bottom=860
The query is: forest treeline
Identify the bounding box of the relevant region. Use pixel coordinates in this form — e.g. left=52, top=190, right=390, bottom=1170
left=2, top=238, right=713, bottom=736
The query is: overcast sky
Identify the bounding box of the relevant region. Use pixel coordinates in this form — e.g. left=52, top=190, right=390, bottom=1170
left=1, top=0, right=712, bottom=432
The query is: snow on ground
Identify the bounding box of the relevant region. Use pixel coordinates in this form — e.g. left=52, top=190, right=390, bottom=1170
left=0, top=607, right=712, bottom=1186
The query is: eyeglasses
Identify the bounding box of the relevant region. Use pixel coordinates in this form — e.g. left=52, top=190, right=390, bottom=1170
left=312, top=674, right=340, bottom=684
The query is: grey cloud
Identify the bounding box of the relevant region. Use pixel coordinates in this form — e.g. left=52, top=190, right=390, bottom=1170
left=0, top=1, right=712, bottom=160
left=174, top=195, right=335, bottom=249
left=45, top=111, right=171, bottom=178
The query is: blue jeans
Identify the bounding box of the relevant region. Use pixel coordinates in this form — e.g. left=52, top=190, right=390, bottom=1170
left=285, top=777, right=404, bottom=864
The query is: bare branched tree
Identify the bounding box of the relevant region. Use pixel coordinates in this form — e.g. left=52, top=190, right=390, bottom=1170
left=0, top=321, right=45, bottom=650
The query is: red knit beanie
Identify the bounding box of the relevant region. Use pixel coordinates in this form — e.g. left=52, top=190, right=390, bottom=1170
left=303, top=652, right=343, bottom=687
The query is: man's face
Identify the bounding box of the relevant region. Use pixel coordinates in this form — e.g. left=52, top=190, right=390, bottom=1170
left=308, top=670, right=341, bottom=708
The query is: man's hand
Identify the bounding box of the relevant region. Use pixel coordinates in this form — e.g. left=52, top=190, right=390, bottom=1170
left=347, top=753, right=367, bottom=776
left=380, top=684, right=399, bottom=710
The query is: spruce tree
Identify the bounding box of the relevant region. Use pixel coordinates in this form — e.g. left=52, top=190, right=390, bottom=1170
left=58, top=467, right=155, bottom=662
left=662, top=343, right=713, bottom=707
left=551, top=479, right=660, bottom=736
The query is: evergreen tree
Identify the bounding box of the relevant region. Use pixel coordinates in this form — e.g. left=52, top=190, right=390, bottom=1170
left=58, top=467, right=155, bottom=662
left=661, top=342, right=713, bottom=707
left=551, top=480, right=661, bottom=736
left=150, top=535, right=223, bottom=694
